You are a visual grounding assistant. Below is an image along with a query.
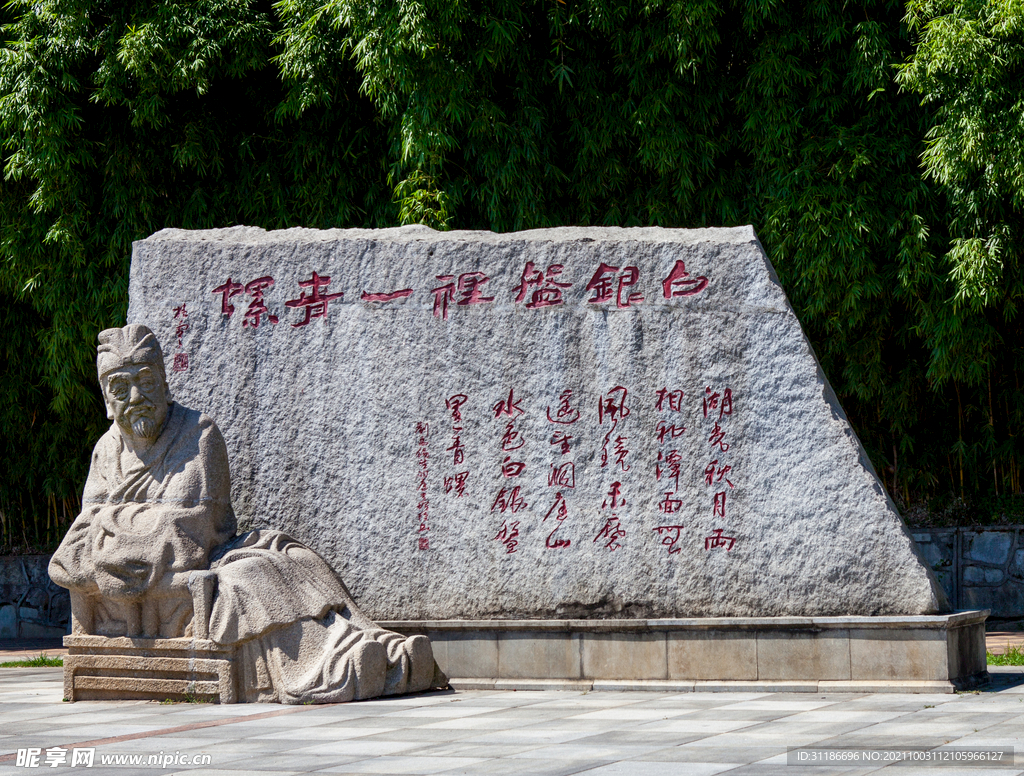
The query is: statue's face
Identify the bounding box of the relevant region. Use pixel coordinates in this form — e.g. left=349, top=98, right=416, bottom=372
left=102, top=363, right=170, bottom=442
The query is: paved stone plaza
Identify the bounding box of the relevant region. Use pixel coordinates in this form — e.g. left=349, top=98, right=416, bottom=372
left=1, top=666, right=1023, bottom=775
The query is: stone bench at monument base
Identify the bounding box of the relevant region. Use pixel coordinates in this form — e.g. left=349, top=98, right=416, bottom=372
left=384, top=611, right=989, bottom=694
left=63, top=636, right=238, bottom=703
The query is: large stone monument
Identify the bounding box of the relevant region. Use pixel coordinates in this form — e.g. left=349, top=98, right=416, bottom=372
left=50, top=325, right=442, bottom=703
left=118, top=224, right=986, bottom=692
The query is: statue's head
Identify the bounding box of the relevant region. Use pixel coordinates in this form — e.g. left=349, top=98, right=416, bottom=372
left=97, top=325, right=172, bottom=443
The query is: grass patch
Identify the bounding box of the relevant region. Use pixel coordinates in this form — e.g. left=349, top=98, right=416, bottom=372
left=0, top=653, right=63, bottom=668
left=988, top=645, right=1024, bottom=666
left=159, top=694, right=214, bottom=704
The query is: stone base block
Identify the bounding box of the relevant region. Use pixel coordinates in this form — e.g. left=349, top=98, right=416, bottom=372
left=63, top=636, right=238, bottom=703
left=382, top=611, right=989, bottom=694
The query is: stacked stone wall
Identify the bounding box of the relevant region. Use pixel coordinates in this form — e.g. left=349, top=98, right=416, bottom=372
left=0, top=555, right=71, bottom=638
left=913, top=527, right=1024, bottom=619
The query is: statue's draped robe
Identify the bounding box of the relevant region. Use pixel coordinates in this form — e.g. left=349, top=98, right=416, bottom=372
left=50, top=403, right=435, bottom=703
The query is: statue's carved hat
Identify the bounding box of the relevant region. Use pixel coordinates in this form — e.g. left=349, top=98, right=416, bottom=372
left=97, top=324, right=165, bottom=378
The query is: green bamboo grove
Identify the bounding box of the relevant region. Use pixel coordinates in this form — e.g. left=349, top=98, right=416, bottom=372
left=2, top=0, right=1023, bottom=550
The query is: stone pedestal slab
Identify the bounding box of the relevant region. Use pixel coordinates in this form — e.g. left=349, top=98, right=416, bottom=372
left=383, top=610, right=989, bottom=693
left=63, top=636, right=238, bottom=703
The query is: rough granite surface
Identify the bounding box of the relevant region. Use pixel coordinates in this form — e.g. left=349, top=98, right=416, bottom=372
left=126, top=225, right=948, bottom=619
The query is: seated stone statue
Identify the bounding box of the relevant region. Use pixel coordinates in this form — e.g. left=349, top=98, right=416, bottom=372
left=49, top=324, right=441, bottom=703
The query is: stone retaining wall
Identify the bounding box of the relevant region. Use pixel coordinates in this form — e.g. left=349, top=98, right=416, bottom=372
left=912, top=527, right=1024, bottom=619
left=383, top=612, right=989, bottom=693
left=0, top=555, right=71, bottom=638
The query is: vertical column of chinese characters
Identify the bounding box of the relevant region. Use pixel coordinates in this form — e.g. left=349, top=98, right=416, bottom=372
left=543, top=389, right=580, bottom=549
left=651, top=388, right=687, bottom=555
left=702, top=387, right=736, bottom=552
left=594, top=387, right=632, bottom=552
left=491, top=388, right=527, bottom=554
left=415, top=423, right=430, bottom=550
left=171, top=303, right=190, bottom=372
left=583, top=260, right=645, bottom=553
left=443, top=394, right=470, bottom=501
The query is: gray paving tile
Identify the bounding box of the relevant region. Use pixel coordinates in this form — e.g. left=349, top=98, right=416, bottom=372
left=382, top=758, right=614, bottom=775
left=633, top=744, right=785, bottom=763
left=4, top=672, right=1024, bottom=776
left=507, top=742, right=672, bottom=761
left=409, top=741, right=549, bottom=758
left=351, top=729, right=487, bottom=745
left=719, top=766, right=873, bottom=776
left=583, top=764, right=740, bottom=775
left=572, top=730, right=710, bottom=747
left=204, top=754, right=370, bottom=772
left=330, top=755, right=492, bottom=773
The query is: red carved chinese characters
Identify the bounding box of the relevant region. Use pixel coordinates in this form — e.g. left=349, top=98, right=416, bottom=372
left=656, top=422, right=686, bottom=445
left=656, top=388, right=684, bottom=412
left=492, top=487, right=527, bottom=513
left=543, top=388, right=579, bottom=549
left=657, top=449, right=682, bottom=491
left=444, top=471, right=469, bottom=498
left=602, top=481, right=625, bottom=510
left=361, top=289, right=413, bottom=303
left=550, top=432, right=572, bottom=455
left=432, top=273, right=495, bottom=320
left=211, top=279, right=243, bottom=317
left=612, top=435, right=631, bottom=472
left=703, top=386, right=734, bottom=420
left=285, top=272, right=343, bottom=327
left=662, top=260, right=708, bottom=298
left=492, top=388, right=528, bottom=551
left=242, top=277, right=279, bottom=328
left=514, top=262, right=572, bottom=309
left=544, top=492, right=571, bottom=548
left=703, top=460, right=734, bottom=489
left=212, top=275, right=282, bottom=327
left=652, top=524, right=685, bottom=554
left=444, top=393, right=469, bottom=498
left=493, top=388, right=526, bottom=483
left=704, top=528, right=736, bottom=551
left=713, top=491, right=726, bottom=518
left=501, top=422, right=524, bottom=451
left=586, top=263, right=644, bottom=308
left=708, top=422, right=730, bottom=453
left=599, top=386, right=631, bottom=468
left=658, top=492, right=683, bottom=514
left=547, top=389, right=581, bottom=425
left=599, top=386, right=630, bottom=425
left=594, top=516, right=626, bottom=551
left=494, top=520, right=521, bottom=554
left=653, top=386, right=686, bottom=551
left=415, top=422, right=429, bottom=549
left=548, top=462, right=575, bottom=488
left=171, top=303, right=190, bottom=373
left=502, top=457, right=526, bottom=478
left=594, top=481, right=627, bottom=550
left=701, top=385, right=737, bottom=550
left=493, top=388, right=525, bottom=418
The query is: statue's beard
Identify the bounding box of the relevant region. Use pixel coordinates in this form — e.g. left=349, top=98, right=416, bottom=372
left=130, top=415, right=159, bottom=439
left=120, top=405, right=161, bottom=440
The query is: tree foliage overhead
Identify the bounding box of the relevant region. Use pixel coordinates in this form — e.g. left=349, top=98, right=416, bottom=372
left=1, top=0, right=1022, bottom=549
